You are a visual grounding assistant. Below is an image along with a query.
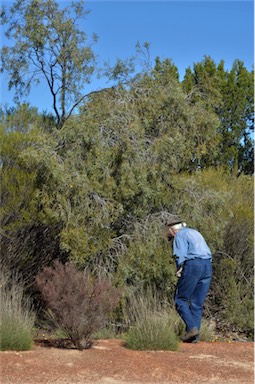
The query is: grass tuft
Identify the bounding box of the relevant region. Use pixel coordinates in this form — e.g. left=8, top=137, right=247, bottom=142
left=0, top=273, right=35, bottom=351
left=123, top=287, right=179, bottom=351
left=124, top=313, right=179, bottom=351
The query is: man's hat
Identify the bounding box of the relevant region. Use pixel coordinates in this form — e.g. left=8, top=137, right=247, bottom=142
left=163, top=218, right=185, bottom=241
left=164, top=219, right=184, bottom=227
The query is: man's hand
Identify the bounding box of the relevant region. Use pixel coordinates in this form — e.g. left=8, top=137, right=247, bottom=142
left=176, top=266, right=183, bottom=278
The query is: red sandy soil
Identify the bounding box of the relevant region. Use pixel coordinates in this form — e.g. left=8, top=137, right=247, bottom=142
left=0, top=339, right=254, bottom=384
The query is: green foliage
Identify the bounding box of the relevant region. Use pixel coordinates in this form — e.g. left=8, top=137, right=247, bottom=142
left=213, top=258, right=253, bottom=332
left=182, top=57, right=254, bottom=174
left=0, top=272, right=35, bottom=351
left=218, top=61, right=254, bottom=174
left=223, top=174, right=254, bottom=269
left=116, top=217, right=176, bottom=294
left=0, top=321, right=33, bottom=351
left=0, top=117, right=68, bottom=282
left=0, top=131, right=37, bottom=229
left=210, top=174, right=254, bottom=334
left=1, top=0, right=97, bottom=128
left=0, top=123, right=40, bottom=271
left=153, top=56, right=179, bottom=82
left=130, top=70, right=220, bottom=173
left=166, top=169, right=234, bottom=253
left=123, top=287, right=214, bottom=348
left=0, top=104, right=56, bottom=133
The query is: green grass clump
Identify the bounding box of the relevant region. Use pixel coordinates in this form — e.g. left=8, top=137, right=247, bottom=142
left=0, top=273, right=35, bottom=351
left=123, top=287, right=179, bottom=351
left=0, top=316, right=34, bottom=351
left=124, top=313, right=179, bottom=351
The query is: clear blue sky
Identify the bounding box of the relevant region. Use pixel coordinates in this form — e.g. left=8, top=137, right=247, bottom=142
left=1, top=0, right=254, bottom=113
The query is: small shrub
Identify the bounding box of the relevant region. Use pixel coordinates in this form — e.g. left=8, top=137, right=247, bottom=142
left=124, top=313, right=179, bottom=351
left=0, top=273, right=35, bottom=351
left=36, top=260, right=121, bottom=349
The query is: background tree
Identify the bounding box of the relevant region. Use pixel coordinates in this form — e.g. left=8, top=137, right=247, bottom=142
left=153, top=57, right=179, bottom=83
left=0, top=103, right=55, bottom=133
left=1, top=0, right=97, bottom=128
left=182, top=56, right=254, bottom=174
left=217, top=60, right=254, bottom=174
left=182, top=55, right=222, bottom=111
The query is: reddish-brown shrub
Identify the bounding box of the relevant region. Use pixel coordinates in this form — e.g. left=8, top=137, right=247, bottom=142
left=36, top=260, right=121, bottom=349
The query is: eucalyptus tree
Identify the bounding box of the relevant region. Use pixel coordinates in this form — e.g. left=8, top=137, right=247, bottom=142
left=1, top=0, right=97, bottom=128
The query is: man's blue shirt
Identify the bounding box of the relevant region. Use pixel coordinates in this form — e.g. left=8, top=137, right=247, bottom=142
left=173, top=227, right=212, bottom=267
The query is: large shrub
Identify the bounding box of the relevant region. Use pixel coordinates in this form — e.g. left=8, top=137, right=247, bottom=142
left=211, top=175, right=254, bottom=336
left=36, top=261, right=121, bottom=349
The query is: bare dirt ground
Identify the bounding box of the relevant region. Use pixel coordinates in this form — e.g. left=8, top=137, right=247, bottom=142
left=0, top=339, right=254, bottom=384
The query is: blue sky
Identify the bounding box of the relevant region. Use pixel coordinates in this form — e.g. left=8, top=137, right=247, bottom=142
left=1, top=0, right=254, bottom=113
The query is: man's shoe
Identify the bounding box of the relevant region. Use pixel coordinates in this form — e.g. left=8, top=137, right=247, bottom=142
left=181, top=327, right=199, bottom=343
left=191, top=336, right=199, bottom=343
left=186, top=335, right=200, bottom=344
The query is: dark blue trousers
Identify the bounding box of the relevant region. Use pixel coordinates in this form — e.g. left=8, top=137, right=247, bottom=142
left=174, top=258, right=212, bottom=332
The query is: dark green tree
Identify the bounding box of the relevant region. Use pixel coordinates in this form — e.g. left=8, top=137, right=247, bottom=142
left=182, top=56, right=254, bottom=174
left=217, top=60, right=254, bottom=174
left=1, top=0, right=97, bottom=128
left=182, top=56, right=222, bottom=110
left=153, top=57, right=179, bottom=83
